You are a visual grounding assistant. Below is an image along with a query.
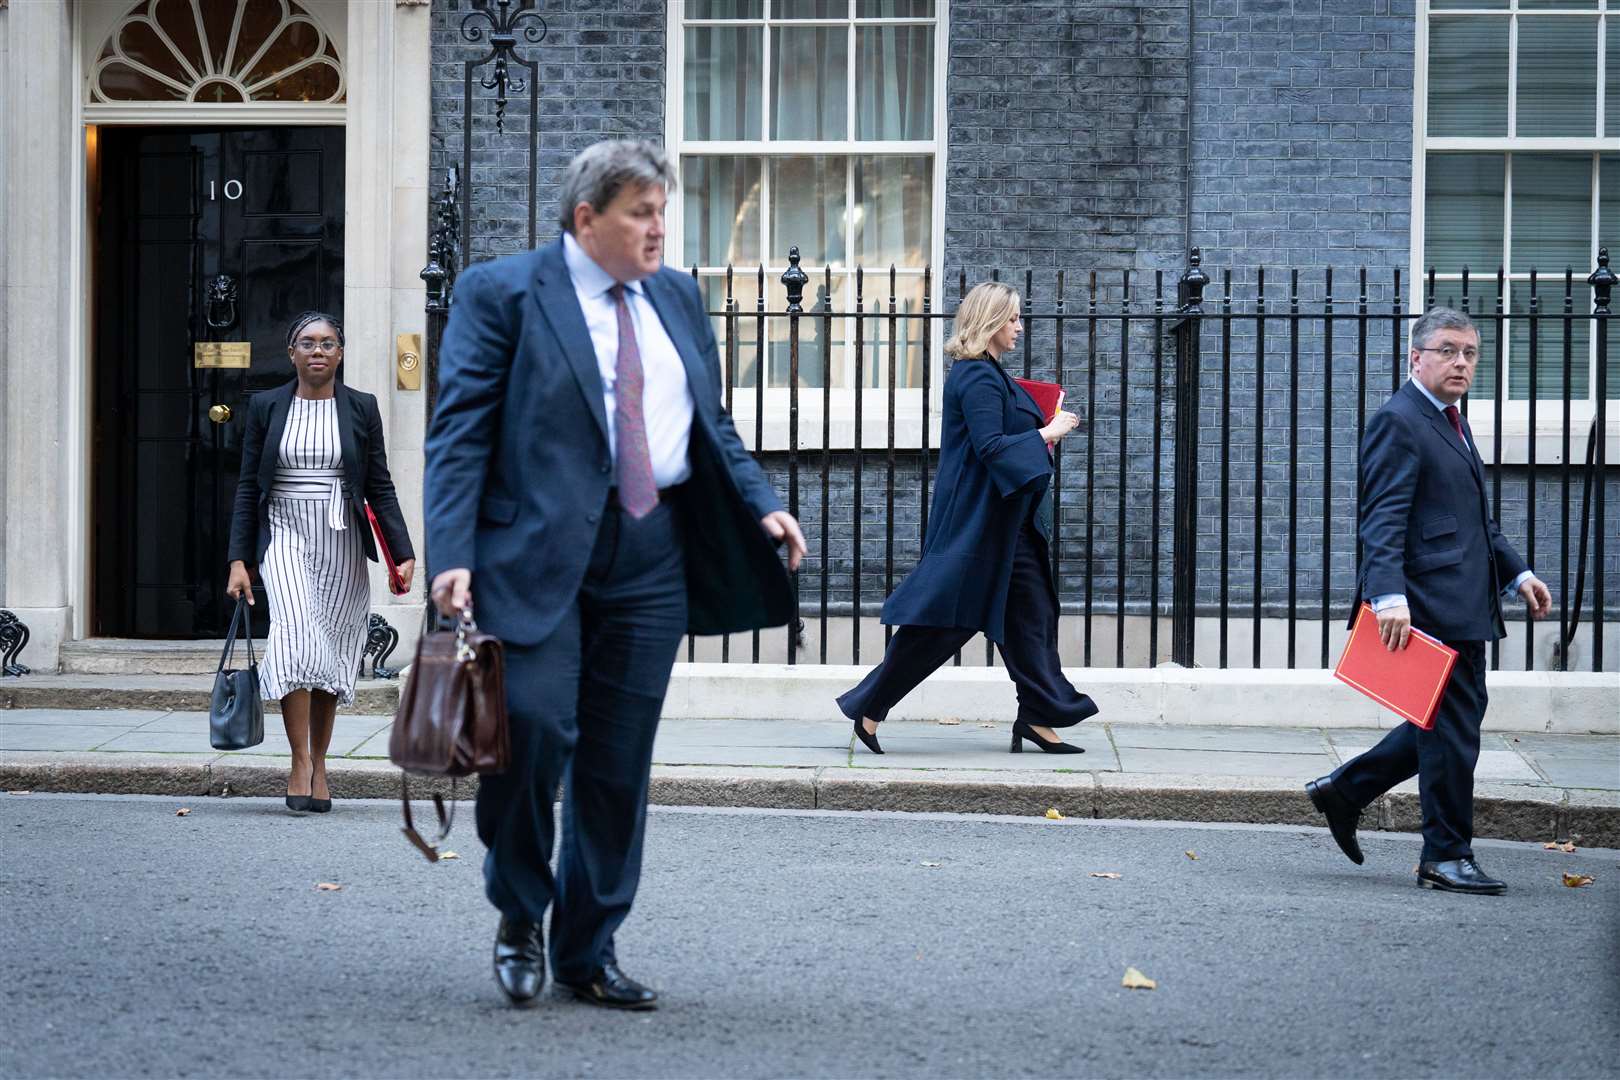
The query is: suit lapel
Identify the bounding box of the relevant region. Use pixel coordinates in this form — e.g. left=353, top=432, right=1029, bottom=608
left=257, top=381, right=295, bottom=494
left=532, top=240, right=611, bottom=448
left=334, top=381, right=361, bottom=495
left=642, top=272, right=708, bottom=415
left=1404, top=380, right=1478, bottom=477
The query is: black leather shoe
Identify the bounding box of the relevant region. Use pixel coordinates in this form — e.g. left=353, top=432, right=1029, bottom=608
left=557, top=962, right=658, bottom=1011
left=1010, top=720, right=1084, bottom=754
left=493, top=917, right=546, bottom=1007
left=285, top=795, right=312, bottom=814
left=1418, top=857, right=1506, bottom=895
left=1305, top=776, right=1365, bottom=865
left=853, top=715, right=884, bottom=755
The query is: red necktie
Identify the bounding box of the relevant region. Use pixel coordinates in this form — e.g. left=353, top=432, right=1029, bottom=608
left=609, top=284, right=658, bottom=518
left=1443, top=404, right=1466, bottom=447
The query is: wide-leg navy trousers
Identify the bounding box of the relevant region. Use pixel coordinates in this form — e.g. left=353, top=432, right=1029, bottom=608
left=474, top=498, right=686, bottom=983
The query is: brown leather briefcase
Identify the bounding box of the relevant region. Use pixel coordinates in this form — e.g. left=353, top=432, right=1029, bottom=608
left=389, top=606, right=510, bottom=861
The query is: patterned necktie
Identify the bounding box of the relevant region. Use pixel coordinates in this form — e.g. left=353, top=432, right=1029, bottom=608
left=1443, top=404, right=1467, bottom=448
left=609, top=284, right=658, bottom=518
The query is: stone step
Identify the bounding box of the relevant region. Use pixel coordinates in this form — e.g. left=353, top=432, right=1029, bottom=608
left=0, top=674, right=400, bottom=714
left=60, top=639, right=232, bottom=676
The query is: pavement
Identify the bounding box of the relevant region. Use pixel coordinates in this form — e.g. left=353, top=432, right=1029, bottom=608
left=1, top=794, right=1615, bottom=1079
left=2, top=709, right=1617, bottom=846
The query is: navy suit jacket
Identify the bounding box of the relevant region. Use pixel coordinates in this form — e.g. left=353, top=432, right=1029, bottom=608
left=423, top=240, right=793, bottom=647
left=228, top=380, right=414, bottom=567
left=1353, top=379, right=1528, bottom=642
left=881, top=356, right=1053, bottom=644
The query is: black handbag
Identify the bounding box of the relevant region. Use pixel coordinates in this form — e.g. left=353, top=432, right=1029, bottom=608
left=210, top=598, right=265, bottom=751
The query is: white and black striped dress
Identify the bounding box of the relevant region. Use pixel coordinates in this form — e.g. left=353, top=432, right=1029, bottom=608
left=258, top=395, right=369, bottom=705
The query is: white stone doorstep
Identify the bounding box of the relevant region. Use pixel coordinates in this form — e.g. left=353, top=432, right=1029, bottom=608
left=663, top=664, right=1620, bottom=735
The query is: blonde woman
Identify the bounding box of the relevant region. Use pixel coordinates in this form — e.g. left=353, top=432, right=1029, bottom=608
left=837, top=282, right=1098, bottom=754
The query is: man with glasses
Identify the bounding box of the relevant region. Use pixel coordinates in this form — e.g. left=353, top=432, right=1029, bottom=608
left=1304, top=306, right=1552, bottom=895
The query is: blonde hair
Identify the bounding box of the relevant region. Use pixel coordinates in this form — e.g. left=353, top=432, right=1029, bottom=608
left=944, top=282, right=1021, bottom=359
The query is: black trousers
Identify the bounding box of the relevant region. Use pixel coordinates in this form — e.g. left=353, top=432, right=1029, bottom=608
left=1330, top=640, right=1488, bottom=863
left=475, top=499, right=687, bottom=983
left=837, top=522, right=1095, bottom=728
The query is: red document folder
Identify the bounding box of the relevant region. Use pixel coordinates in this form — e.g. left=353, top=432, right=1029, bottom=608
left=1013, top=377, right=1066, bottom=421
left=365, top=504, right=408, bottom=596
left=1333, top=603, right=1458, bottom=730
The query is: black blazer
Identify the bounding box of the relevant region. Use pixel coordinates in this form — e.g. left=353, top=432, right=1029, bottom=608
left=227, top=380, right=415, bottom=568
left=1352, top=379, right=1527, bottom=642
left=423, top=239, right=793, bottom=647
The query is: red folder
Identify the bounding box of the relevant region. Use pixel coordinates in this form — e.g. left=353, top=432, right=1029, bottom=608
left=365, top=504, right=408, bottom=596
left=1013, top=377, right=1066, bottom=421
left=1333, top=603, right=1458, bottom=730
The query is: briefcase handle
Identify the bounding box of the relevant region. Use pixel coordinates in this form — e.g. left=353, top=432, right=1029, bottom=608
left=217, top=597, right=256, bottom=672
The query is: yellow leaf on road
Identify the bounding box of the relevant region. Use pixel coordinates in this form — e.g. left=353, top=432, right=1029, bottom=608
left=315, top=882, right=343, bottom=891
left=1122, top=967, right=1157, bottom=990
left=175, top=808, right=191, bottom=817
left=1185, top=850, right=1198, bottom=861
left=1090, top=872, right=1122, bottom=879
left=1562, top=872, right=1595, bottom=888
left=937, top=718, right=961, bottom=726
left=439, top=851, right=460, bottom=860
left=1543, top=841, right=1577, bottom=853
left=920, top=861, right=943, bottom=868
left=1045, top=808, right=1065, bottom=820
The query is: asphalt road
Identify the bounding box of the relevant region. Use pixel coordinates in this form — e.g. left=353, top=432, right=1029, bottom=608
left=1, top=793, right=1616, bottom=1079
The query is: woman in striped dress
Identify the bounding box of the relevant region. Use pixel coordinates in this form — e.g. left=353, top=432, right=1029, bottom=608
left=226, top=313, right=415, bottom=814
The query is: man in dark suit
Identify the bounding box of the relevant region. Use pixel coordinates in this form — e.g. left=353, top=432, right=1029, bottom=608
left=424, top=140, right=805, bottom=1009
left=1305, top=307, right=1551, bottom=895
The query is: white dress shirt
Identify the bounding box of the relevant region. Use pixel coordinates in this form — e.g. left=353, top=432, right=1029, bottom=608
left=1369, top=378, right=1532, bottom=612
left=563, top=232, right=694, bottom=490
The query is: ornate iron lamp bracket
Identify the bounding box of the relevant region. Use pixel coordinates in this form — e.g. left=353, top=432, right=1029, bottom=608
left=462, top=0, right=548, bottom=135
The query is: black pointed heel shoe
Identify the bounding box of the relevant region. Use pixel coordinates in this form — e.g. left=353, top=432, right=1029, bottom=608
left=1010, top=720, right=1085, bottom=755
left=853, top=716, right=884, bottom=755
left=285, top=794, right=312, bottom=813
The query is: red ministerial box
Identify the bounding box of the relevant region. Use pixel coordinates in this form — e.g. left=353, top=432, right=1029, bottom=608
left=1333, top=603, right=1458, bottom=730
left=366, top=504, right=408, bottom=596
left=1013, top=377, right=1065, bottom=422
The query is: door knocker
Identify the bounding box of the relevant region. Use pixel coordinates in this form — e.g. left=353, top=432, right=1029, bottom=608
left=206, top=274, right=238, bottom=332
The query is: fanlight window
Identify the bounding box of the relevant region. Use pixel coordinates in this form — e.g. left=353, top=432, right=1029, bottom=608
left=91, top=0, right=344, bottom=104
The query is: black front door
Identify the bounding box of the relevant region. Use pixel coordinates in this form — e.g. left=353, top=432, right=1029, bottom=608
left=93, top=126, right=344, bottom=638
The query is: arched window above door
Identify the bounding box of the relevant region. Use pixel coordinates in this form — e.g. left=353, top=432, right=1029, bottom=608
left=90, top=0, right=345, bottom=105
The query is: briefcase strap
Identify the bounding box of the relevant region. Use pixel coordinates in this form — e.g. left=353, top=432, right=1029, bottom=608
left=399, top=773, right=458, bottom=863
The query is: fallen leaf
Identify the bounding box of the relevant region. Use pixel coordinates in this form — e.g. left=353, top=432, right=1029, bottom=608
left=978, top=722, right=997, bottom=728
left=1122, top=966, right=1157, bottom=990
left=1185, top=850, right=1198, bottom=861
left=1090, top=872, right=1122, bottom=879
left=439, top=851, right=460, bottom=860
left=920, top=861, right=942, bottom=868
left=175, top=808, right=191, bottom=817
left=1045, top=808, right=1065, bottom=820
left=1543, top=841, right=1577, bottom=853
left=315, top=882, right=343, bottom=892
left=8, top=790, right=31, bottom=796
left=1562, top=872, right=1595, bottom=888
left=936, top=718, right=961, bottom=726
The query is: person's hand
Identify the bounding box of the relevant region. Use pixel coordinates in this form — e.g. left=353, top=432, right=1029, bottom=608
left=396, top=559, right=416, bottom=593
left=1040, top=410, right=1080, bottom=444
left=431, top=568, right=472, bottom=617
left=1519, top=575, right=1552, bottom=620
left=760, top=511, right=807, bottom=572
left=226, top=561, right=255, bottom=605
left=1377, top=604, right=1412, bottom=652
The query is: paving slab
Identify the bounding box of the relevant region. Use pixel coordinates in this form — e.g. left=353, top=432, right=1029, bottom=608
left=1505, top=733, right=1620, bottom=790
left=1111, top=746, right=1338, bottom=779
left=1108, top=724, right=1333, bottom=755
left=0, top=708, right=172, bottom=728
left=0, top=723, right=132, bottom=752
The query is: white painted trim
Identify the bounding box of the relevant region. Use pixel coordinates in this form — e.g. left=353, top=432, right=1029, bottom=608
left=83, top=103, right=347, bottom=124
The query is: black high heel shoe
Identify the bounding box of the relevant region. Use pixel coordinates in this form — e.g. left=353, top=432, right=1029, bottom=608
left=852, top=715, right=884, bottom=755
left=309, top=769, right=331, bottom=813
left=1009, top=720, right=1085, bottom=755
left=285, top=794, right=312, bottom=813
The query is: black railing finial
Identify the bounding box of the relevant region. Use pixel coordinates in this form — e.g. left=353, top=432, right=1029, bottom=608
left=422, top=167, right=461, bottom=314
left=1588, top=247, right=1615, bottom=314
left=782, top=246, right=808, bottom=313
left=1179, top=247, right=1210, bottom=313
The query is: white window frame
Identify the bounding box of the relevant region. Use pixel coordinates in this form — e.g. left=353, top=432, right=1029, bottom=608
left=664, top=0, right=949, bottom=450
left=1411, top=0, right=1620, bottom=463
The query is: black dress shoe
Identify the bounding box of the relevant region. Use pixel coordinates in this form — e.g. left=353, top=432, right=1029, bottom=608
left=557, top=962, right=658, bottom=1011
left=285, top=795, right=312, bottom=814
left=1010, top=720, right=1084, bottom=754
left=1305, top=776, right=1365, bottom=865
left=308, top=797, right=332, bottom=813
left=1418, top=857, right=1506, bottom=896
left=493, top=917, right=546, bottom=1007
left=853, top=715, right=884, bottom=755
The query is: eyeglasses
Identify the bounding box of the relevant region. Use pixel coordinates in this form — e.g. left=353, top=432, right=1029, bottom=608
left=1416, top=345, right=1479, bottom=364
left=295, top=338, right=341, bottom=354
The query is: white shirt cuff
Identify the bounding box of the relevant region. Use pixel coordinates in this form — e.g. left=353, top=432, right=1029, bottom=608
left=1369, top=593, right=1407, bottom=612
left=1503, top=570, right=1534, bottom=600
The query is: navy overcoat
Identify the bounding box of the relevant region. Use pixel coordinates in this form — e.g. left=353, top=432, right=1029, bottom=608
left=880, top=356, right=1054, bottom=644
